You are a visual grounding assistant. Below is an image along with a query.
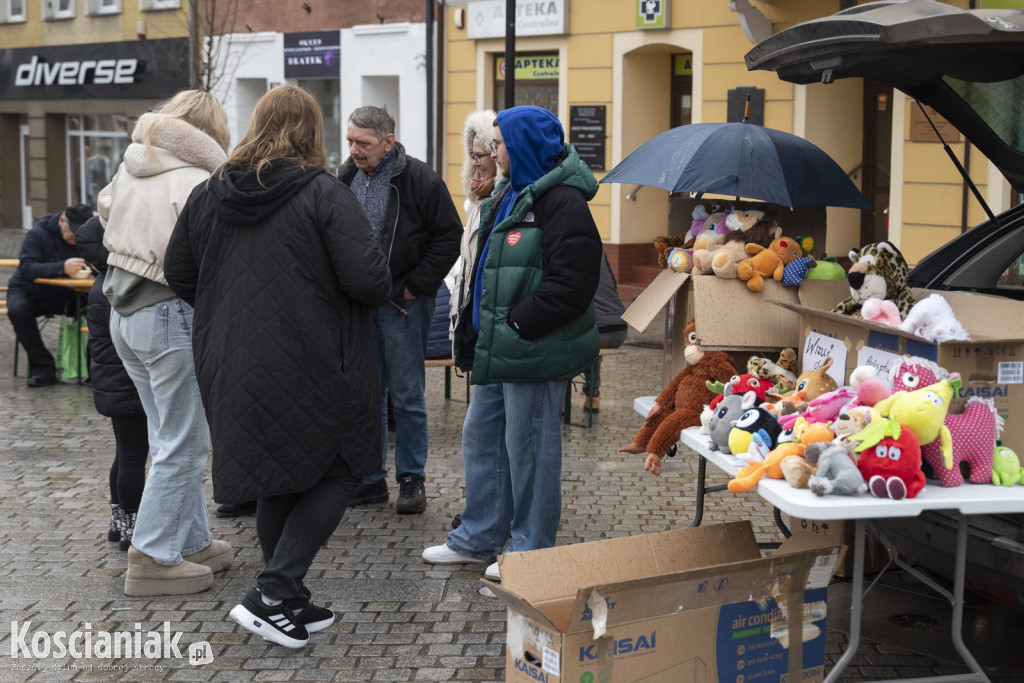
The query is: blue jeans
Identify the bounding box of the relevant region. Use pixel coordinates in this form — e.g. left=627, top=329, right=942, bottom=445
left=110, top=298, right=212, bottom=565
left=446, top=380, right=567, bottom=560
left=369, top=296, right=434, bottom=483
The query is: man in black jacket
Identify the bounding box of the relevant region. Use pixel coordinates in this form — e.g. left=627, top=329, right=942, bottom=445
left=6, top=204, right=93, bottom=386
left=338, top=106, right=461, bottom=514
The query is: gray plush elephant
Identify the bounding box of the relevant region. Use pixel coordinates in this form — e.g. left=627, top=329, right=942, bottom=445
left=708, top=390, right=759, bottom=453
left=806, top=442, right=867, bottom=496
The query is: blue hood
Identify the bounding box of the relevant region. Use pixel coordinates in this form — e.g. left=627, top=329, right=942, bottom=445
left=497, top=106, right=565, bottom=192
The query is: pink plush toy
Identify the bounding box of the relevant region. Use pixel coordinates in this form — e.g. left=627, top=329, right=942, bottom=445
left=891, top=357, right=1003, bottom=486
left=861, top=298, right=902, bottom=327
left=847, top=366, right=890, bottom=408
left=779, top=387, right=854, bottom=430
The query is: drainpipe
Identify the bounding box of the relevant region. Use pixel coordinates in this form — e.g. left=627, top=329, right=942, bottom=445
left=504, top=0, right=515, bottom=108
left=189, top=0, right=198, bottom=88
left=435, top=1, right=446, bottom=175
left=426, top=0, right=434, bottom=167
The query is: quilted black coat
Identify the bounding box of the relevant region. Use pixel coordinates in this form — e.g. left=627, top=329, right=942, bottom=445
left=165, top=162, right=391, bottom=504
left=75, top=216, right=145, bottom=418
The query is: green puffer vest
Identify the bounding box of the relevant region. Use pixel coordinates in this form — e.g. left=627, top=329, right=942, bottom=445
left=460, top=144, right=600, bottom=385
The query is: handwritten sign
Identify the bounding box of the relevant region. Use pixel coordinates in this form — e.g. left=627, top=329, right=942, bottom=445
left=802, top=331, right=847, bottom=387
left=856, top=347, right=904, bottom=388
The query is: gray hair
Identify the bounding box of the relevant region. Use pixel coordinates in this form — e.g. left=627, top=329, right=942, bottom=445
left=348, top=106, right=395, bottom=141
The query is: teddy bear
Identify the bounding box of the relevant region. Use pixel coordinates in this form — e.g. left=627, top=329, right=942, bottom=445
left=900, top=293, right=970, bottom=342
left=690, top=210, right=780, bottom=277
left=736, top=237, right=804, bottom=292
left=654, top=206, right=733, bottom=272
left=619, top=319, right=736, bottom=474
left=832, top=241, right=916, bottom=319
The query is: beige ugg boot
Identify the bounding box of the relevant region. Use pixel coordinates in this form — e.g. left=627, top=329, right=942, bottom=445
left=124, top=547, right=213, bottom=597
left=184, top=540, right=233, bottom=573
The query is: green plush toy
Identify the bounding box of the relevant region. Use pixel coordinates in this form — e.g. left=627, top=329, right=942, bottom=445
left=991, top=445, right=1023, bottom=486
left=805, top=256, right=846, bottom=280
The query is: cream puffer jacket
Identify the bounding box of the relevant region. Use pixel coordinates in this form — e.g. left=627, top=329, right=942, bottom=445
left=99, top=113, right=226, bottom=285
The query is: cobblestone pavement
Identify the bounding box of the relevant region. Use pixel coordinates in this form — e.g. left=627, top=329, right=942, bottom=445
left=1, top=231, right=1020, bottom=682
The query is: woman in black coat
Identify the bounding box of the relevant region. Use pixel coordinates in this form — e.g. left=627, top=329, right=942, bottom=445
left=76, top=216, right=148, bottom=552
left=165, top=85, right=391, bottom=649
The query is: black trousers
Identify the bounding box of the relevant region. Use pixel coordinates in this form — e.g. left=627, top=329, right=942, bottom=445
left=255, top=455, right=361, bottom=606
left=6, top=288, right=75, bottom=376
left=108, top=413, right=150, bottom=514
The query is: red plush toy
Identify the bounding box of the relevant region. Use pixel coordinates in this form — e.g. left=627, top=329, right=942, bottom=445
left=619, top=319, right=736, bottom=474
left=853, top=416, right=926, bottom=499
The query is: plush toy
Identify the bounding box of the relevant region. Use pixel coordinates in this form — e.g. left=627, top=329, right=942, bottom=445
left=780, top=454, right=817, bottom=489
left=860, top=298, right=902, bottom=327
left=654, top=204, right=730, bottom=272
left=847, top=366, right=890, bottom=408
left=832, top=241, right=916, bottom=320
left=729, top=422, right=834, bottom=493
left=746, top=350, right=798, bottom=394
left=762, top=390, right=808, bottom=418
left=807, top=442, right=868, bottom=496
left=991, top=446, right=1023, bottom=486
left=853, top=416, right=926, bottom=499
left=890, top=358, right=1002, bottom=487
left=736, top=237, right=804, bottom=292
left=620, top=319, right=737, bottom=474
left=874, top=374, right=961, bottom=474
left=791, top=357, right=839, bottom=401
left=666, top=247, right=691, bottom=272
left=900, top=293, right=970, bottom=342
left=707, top=390, right=760, bottom=454
left=805, top=256, right=846, bottom=281
left=707, top=373, right=775, bottom=412
left=691, top=210, right=780, bottom=277
left=654, top=233, right=689, bottom=269
left=782, top=256, right=817, bottom=287
left=833, top=405, right=874, bottom=444
left=727, top=405, right=784, bottom=457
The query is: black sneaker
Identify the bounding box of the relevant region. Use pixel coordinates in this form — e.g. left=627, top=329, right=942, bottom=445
left=293, top=603, right=335, bottom=633
left=26, top=373, right=58, bottom=388
left=229, top=588, right=309, bottom=648
left=396, top=475, right=426, bottom=514
left=347, top=479, right=389, bottom=507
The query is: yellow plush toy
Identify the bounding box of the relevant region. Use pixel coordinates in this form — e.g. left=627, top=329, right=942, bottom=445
left=872, top=374, right=962, bottom=470
left=736, top=237, right=804, bottom=292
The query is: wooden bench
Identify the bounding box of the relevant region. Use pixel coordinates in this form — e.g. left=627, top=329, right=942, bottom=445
left=425, top=357, right=470, bottom=402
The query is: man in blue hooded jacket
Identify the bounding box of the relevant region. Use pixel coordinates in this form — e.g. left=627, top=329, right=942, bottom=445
left=422, top=106, right=602, bottom=580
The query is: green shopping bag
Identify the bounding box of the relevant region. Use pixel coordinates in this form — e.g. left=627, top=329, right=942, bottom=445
left=56, top=314, right=89, bottom=382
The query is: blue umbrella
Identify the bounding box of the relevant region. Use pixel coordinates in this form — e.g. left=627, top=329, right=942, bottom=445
left=600, top=121, right=872, bottom=211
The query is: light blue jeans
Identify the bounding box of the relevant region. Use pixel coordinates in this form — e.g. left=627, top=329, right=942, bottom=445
left=110, top=298, right=212, bottom=566
left=446, top=380, right=567, bottom=560
left=369, top=296, right=434, bottom=483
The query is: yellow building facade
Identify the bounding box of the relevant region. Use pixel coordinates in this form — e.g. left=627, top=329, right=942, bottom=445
left=442, top=0, right=1012, bottom=291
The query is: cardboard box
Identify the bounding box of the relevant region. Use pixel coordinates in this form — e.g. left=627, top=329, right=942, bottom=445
left=489, top=521, right=841, bottom=683
left=622, top=269, right=848, bottom=384
left=785, top=517, right=887, bottom=578
left=775, top=290, right=1024, bottom=459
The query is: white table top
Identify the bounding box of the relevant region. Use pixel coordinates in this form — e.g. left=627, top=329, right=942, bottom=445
left=634, top=395, right=1024, bottom=521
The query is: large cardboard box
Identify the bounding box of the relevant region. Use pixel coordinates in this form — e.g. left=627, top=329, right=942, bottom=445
left=775, top=290, right=1024, bottom=460
left=623, top=269, right=848, bottom=384
left=489, top=521, right=841, bottom=683
left=785, top=517, right=887, bottom=578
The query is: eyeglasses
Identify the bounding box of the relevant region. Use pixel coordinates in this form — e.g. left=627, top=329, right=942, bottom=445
left=490, top=138, right=505, bottom=153
left=470, top=151, right=491, bottom=161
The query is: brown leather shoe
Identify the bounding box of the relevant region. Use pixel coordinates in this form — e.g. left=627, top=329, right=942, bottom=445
left=124, top=547, right=213, bottom=596
left=584, top=395, right=600, bottom=413
left=184, top=540, right=233, bottom=573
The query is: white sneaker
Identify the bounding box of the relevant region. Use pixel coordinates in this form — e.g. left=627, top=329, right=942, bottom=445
left=484, top=561, right=501, bottom=581
left=422, top=544, right=486, bottom=565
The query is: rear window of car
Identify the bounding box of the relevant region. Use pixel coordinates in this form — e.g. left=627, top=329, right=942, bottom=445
left=944, top=74, right=1024, bottom=154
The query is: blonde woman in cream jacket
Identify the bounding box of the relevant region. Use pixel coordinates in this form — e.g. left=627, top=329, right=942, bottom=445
left=450, top=109, right=501, bottom=343
left=99, top=90, right=232, bottom=598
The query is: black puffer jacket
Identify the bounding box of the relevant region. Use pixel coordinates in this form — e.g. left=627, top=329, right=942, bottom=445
left=75, top=216, right=144, bottom=418
left=337, top=142, right=462, bottom=306
left=165, top=162, right=392, bottom=504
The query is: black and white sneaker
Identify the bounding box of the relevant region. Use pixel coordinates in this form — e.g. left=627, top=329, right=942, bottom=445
left=229, top=588, right=309, bottom=648
left=294, top=603, right=335, bottom=633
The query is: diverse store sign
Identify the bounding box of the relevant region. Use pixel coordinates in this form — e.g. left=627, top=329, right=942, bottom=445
left=495, top=54, right=559, bottom=80
left=467, top=0, right=569, bottom=39
left=283, top=30, right=341, bottom=79
left=636, top=0, right=669, bottom=29
left=570, top=105, right=605, bottom=171
left=0, top=38, right=189, bottom=100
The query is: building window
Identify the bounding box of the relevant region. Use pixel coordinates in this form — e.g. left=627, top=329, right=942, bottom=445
left=493, top=52, right=559, bottom=114
left=66, top=114, right=130, bottom=208
left=139, top=0, right=179, bottom=11
left=670, top=52, right=693, bottom=128
left=86, top=0, right=120, bottom=15
left=43, top=0, right=74, bottom=20
left=1, top=0, right=27, bottom=23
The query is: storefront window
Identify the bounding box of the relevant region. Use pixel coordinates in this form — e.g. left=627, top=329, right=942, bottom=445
left=67, top=114, right=131, bottom=209
left=298, top=79, right=342, bottom=170
left=493, top=52, right=559, bottom=114
left=671, top=52, right=693, bottom=128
